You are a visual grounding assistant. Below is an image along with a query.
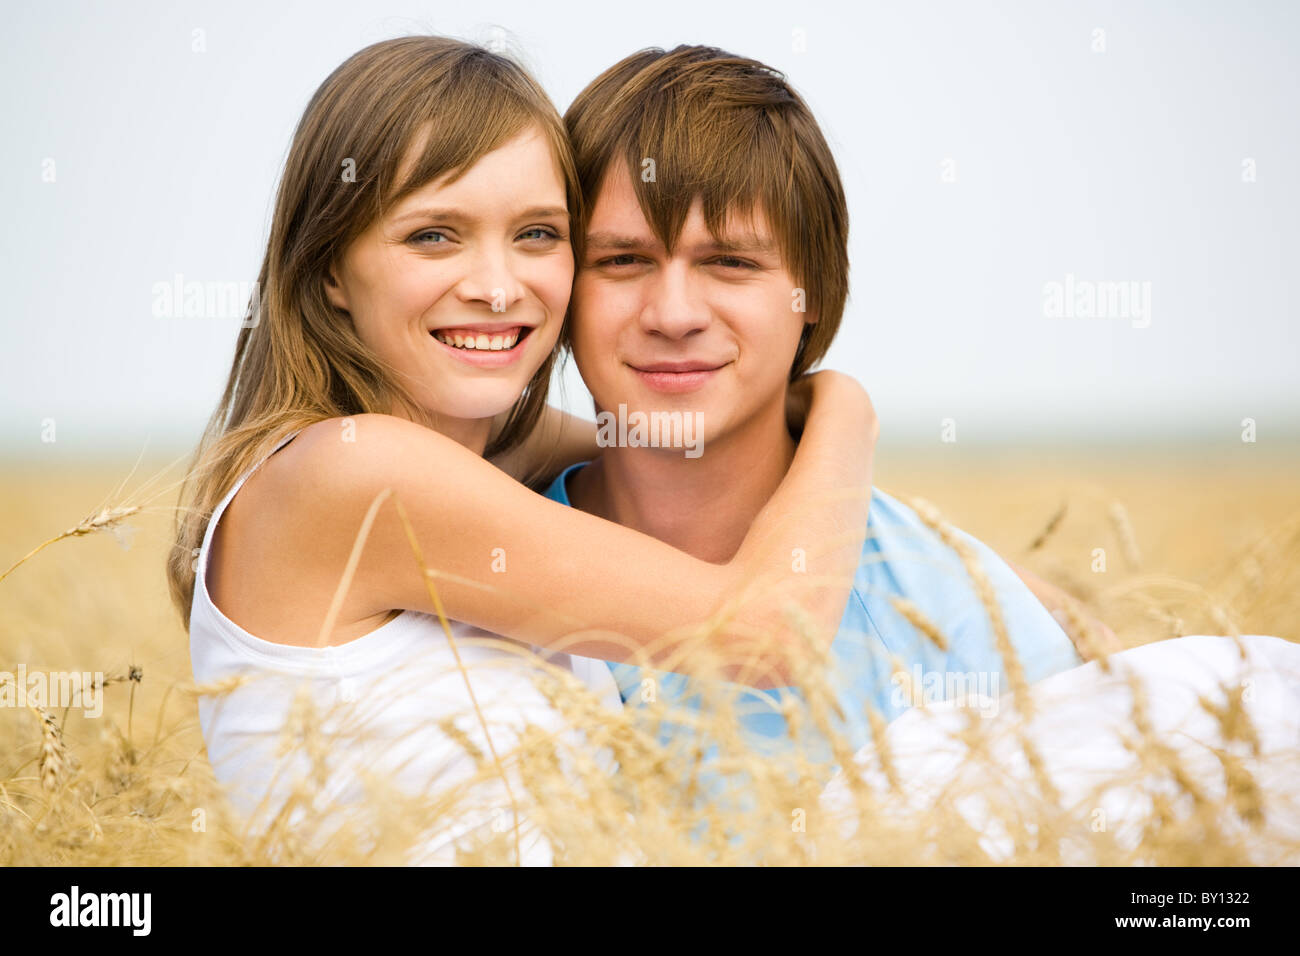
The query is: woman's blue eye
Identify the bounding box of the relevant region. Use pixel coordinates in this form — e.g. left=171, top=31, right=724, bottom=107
left=411, top=230, right=448, bottom=244
left=519, top=227, right=558, bottom=241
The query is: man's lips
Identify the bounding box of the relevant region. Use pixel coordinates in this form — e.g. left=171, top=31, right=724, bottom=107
left=628, top=359, right=728, bottom=394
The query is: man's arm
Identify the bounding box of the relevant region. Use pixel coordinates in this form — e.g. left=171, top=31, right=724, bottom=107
left=1004, top=559, right=1123, bottom=661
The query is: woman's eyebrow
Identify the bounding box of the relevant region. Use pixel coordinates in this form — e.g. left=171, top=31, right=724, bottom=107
left=391, top=205, right=569, bottom=225
left=515, top=205, right=570, bottom=220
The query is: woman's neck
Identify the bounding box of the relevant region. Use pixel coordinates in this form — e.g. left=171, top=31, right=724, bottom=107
left=390, top=402, right=494, bottom=457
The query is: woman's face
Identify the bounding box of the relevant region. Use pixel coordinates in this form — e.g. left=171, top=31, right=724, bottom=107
left=325, top=125, right=572, bottom=440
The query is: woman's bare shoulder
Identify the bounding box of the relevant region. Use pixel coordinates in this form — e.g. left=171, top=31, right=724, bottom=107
left=265, top=414, right=443, bottom=488
left=227, top=415, right=406, bottom=535
left=210, top=415, right=444, bottom=635
left=253, top=413, right=519, bottom=532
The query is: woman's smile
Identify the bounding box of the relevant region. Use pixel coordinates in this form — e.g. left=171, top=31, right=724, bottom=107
left=429, top=323, right=538, bottom=367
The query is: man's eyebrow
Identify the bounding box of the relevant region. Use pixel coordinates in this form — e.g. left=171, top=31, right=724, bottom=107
left=584, top=232, right=776, bottom=254
left=698, top=235, right=779, bottom=255
left=392, top=205, right=569, bottom=225
left=583, top=231, right=656, bottom=250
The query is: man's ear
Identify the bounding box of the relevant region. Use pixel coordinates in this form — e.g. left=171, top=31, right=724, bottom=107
left=324, top=263, right=349, bottom=313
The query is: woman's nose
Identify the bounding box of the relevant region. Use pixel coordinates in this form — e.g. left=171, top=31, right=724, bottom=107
left=456, top=244, right=526, bottom=313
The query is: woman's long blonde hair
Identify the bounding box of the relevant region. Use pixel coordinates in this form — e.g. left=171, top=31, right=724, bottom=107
left=167, top=36, right=581, bottom=626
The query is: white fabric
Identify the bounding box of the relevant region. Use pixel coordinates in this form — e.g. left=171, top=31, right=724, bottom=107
left=821, top=634, right=1300, bottom=863
left=189, top=431, right=622, bottom=865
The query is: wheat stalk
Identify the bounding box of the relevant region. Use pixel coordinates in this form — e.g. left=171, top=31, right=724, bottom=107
left=27, top=706, right=68, bottom=793
left=1108, top=501, right=1142, bottom=570
left=890, top=596, right=950, bottom=652
left=1027, top=501, right=1068, bottom=552
left=906, top=495, right=1031, bottom=717
left=1055, top=594, right=1115, bottom=673
left=0, top=505, right=141, bottom=584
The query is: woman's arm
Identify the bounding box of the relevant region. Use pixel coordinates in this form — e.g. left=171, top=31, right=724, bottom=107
left=486, top=404, right=601, bottom=491
left=493, top=374, right=823, bottom=490
left=266, top=372, right=876, bottom=687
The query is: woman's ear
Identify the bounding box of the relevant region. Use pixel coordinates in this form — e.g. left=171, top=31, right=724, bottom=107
left=324, top=263, right=349, bottom=313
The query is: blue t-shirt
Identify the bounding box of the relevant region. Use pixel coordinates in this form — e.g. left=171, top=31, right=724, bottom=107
left=543, top=462, right=1083, bottom=772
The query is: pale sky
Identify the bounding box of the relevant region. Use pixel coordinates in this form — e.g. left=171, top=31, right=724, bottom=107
left=2, top=0, right=1297, bottom=457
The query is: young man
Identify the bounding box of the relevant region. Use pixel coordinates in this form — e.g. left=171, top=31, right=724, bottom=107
left=548, top=45, right=1109, bottom=764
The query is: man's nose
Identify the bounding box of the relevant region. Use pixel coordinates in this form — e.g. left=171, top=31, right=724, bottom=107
left=639, top=263, right=710, bottom=339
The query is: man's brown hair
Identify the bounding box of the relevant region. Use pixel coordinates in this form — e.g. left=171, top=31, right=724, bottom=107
left=564, top=45, right=849, bottom=379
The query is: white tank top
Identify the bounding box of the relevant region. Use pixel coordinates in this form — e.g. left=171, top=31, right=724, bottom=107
left=189, top=430, right=622, bottom=864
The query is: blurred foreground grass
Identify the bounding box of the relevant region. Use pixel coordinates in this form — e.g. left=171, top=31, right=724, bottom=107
left=1, top=442, right=1296, bottom=865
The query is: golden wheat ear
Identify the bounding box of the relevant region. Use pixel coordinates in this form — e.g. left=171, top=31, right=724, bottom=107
left=0, top=505, right=142, bottom=584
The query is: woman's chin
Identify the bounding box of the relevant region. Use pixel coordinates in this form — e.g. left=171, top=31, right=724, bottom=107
left=423, top=390, right=527, bottom=425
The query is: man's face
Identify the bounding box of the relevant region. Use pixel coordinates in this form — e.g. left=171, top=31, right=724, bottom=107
left=570, top=161, right=813, bottom=452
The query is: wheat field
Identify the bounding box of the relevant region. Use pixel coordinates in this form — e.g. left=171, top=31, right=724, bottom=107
left=1, top=441, right=1297, bottom=865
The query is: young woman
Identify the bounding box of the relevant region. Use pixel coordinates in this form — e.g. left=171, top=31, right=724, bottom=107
left=169, top=36, right=876, bottom=863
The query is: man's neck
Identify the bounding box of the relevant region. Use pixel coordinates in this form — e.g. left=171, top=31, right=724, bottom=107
left=568, top=393, right=796, bottom=563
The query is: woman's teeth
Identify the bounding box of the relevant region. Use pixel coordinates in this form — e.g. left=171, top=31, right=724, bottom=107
left=433, top=330, right=521, bottom=351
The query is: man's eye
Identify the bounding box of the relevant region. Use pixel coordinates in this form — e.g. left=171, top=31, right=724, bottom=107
left=712, top=256, right=756, bottom=269
left=599, top=254, right=640, bottom=267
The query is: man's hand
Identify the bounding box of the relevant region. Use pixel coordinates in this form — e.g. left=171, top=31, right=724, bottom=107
left=1005, top=559, right=1123, bottom=661
left=785, top=374, right=814, bottom=437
